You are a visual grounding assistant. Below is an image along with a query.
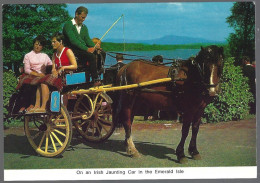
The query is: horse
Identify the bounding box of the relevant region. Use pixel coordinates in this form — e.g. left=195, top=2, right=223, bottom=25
left=113, top=45, right=224, bottom=163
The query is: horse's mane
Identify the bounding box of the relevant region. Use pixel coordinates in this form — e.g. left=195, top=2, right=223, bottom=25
left=194, top=45, right=224, bottom=65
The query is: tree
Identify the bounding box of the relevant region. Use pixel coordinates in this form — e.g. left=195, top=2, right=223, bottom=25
left=2, top=4, right=71, bottom=73
left=226, top=2, right=255, bottom=65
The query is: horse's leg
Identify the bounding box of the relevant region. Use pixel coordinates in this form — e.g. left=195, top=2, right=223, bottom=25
left=188, top=117, right=201, bottom=160
left=123, top=108, right=141, bottom=157
left=188, top=120, right=202, bottom=160
left=118, top=92, right=140, bottom=158
left=176, top=113, right=192, bottom=163
left=188, top=107, right=205, bottom=160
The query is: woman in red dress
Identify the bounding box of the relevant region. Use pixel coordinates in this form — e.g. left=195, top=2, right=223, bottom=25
left=51, top=32, right=78, bottom=77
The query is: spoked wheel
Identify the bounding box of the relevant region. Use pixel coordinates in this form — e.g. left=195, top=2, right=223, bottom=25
left=24, top=104, right=72, bottom=157
left=73, top=92, right=115, bottom=142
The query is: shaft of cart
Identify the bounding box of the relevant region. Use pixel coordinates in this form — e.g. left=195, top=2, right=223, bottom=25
left=70, top=77, right=173, bottom=95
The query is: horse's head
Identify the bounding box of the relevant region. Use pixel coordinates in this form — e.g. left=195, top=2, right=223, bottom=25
left=194, top=45, right=224, bottom=97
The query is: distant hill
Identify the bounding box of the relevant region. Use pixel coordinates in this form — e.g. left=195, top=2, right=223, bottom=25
left=104, top=35, right=226, bottom=45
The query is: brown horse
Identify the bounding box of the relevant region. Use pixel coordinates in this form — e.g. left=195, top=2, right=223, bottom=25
left=113, top=45, right=224, bottom=163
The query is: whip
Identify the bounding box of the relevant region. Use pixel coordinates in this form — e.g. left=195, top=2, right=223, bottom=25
left=94, top=14, right=124, bottom=50
left=100, top=14, right=124, bottom=41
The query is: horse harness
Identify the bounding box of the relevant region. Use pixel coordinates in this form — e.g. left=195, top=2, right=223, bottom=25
left=118, top=60, right=188, bottom=95
left=190, top=57, right=219, bottom=90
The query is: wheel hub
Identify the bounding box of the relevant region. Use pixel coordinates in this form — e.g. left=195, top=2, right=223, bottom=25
left=38, top=124, right=47, bottom=131
left=90, top=111, right=99, bottom=121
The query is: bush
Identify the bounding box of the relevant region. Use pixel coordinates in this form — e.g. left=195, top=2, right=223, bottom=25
left=202, top=57, right=254, bottom=123
left=3, top=70, right=18, bottom=118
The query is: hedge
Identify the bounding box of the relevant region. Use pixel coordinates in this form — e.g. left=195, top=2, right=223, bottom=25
left=202, top=57, right=254, bottom=123
left=3, top=70, right=18, bottom=118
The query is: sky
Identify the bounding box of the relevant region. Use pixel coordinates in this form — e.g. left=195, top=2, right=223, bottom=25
left=66, top=2, right=234, bottom=42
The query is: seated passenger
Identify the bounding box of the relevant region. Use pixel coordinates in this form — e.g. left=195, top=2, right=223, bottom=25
left=23, top=35, right=52, bottom=113
left=16, top=34, right=76, bottom=114
left=29, top=32, right=77, bottom=113
left=51, top=32, right=78, bottom=77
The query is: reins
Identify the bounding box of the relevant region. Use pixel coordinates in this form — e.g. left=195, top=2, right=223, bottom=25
left=106, top=51, right=188, bottom=65
left=107, top=50, right=220, bottom=89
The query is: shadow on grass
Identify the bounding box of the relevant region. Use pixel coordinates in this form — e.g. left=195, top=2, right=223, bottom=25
left=69, top=134, right=179, bottom=163
left=4, top=134, right=37, bottom=158
left=4, top=134, right=64, bottom=159
left=4, top=132, right=179, bottom=163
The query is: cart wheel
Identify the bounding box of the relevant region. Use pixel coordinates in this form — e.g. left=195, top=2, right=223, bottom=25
left=24, top=104, right=72, bottom=157
left=73, top=92, right=115, bottom=142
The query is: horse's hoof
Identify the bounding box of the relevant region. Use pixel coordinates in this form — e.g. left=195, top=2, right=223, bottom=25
left=178, top=157, right=188, bottom=164
left=189, top=151, right=202, bottom=160
left=192, top=154, right=201, bottom=160
left=132, top=152, right=141, bottom=158
left=126, top=148, right=141, bottom=158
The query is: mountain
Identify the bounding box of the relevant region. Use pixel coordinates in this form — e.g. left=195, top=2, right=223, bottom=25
left=104, top=35, right=226, bottom=45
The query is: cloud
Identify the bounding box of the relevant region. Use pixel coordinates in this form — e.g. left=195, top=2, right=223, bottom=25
left=172, top=2, right=188, bottom=12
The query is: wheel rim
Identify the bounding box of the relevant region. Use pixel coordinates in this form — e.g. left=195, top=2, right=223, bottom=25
left=73, top=93, right=115, bottom=142
left=24, top=105, right=72, bottom=157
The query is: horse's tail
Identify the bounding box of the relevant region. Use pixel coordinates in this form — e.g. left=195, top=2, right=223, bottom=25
left=112, top=90, right=124, bottom=128
left=116, top=63, right=129, bottom=86
left=113, top=63, right=138, bottom=128
left=111, top=64, right=127, bottom=128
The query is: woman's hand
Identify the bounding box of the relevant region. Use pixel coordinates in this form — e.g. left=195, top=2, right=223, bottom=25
left=52, top=69, right=58, bottom=78
left=52, top=67, right=64, bottom=78
left=30, top=70, right=45, bottom=77
left=38, top=73, right=45, bottom=77
left=57, top=67, right=64, bottom=76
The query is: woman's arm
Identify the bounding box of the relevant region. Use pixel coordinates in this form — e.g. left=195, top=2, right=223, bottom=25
left=23, top=54, right=33, bottom=74
left=24, top=55, right=45, bottom=77
left=30, top=70, right=45, bottom=77
left=51, top=55, right=59, bottom=77
left=46, top=54, right=53, bottom=66
left=58, top=49, right=78, bottom=73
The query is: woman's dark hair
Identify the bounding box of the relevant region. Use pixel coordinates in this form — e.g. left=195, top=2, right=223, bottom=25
left=33, top=35, right=47, bottom=47
left=51, top=32, right=64, bottom=43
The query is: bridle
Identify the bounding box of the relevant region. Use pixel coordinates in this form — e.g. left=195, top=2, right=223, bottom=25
left=191, top=57, right=220, bottom=89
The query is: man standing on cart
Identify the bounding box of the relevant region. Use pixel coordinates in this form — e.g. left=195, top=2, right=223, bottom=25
left=63, top=6, right=101, bottom=86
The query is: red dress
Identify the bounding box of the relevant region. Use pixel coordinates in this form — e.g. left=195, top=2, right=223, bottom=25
left=54, top=47, right=70, bottom=69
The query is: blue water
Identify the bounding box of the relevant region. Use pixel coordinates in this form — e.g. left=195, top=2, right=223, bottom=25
left=104, top=49, right=200, bottom=67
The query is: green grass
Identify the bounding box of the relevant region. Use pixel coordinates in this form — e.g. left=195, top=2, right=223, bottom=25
left=4, top=118, right=24, bottom=128
left=4, top=114, right=256, bottom=129
left=243, top=114, right=256, bottom=120
left=4, top=118, right=256, bottom=169
left=133, top=116, right=177, bottom=124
